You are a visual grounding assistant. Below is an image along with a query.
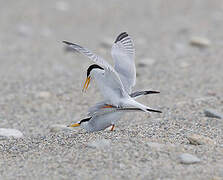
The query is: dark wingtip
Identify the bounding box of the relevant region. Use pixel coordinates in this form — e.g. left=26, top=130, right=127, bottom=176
left=146, top=108, right=162, bottom=113
left=115, top=32, right=128, bottom=43
left=62, top=41, right=73, bottom=45
left=144, top=91, right=160, bottom=94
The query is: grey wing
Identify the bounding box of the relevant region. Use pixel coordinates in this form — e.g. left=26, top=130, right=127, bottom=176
left=88, top=100, right=144, bottom=117
left=88, top=101, right=107, bottom=116
left=89, top=107, right=145, bottom=117
left=88, top=90, right=160, bottom=116
left=130, top=90, right=160, bottom=98
left=88, top=101, right=122, bottom=116
left=111, top=32, right=136, bottom=93
left=63, top=41, right=111, bottom=69
left=63, top=41, right=127, bottom=96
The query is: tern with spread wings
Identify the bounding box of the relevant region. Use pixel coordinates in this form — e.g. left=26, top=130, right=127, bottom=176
left=63, top=32, right=161, bottom=113
left=64, top=32, right=161, bottom=132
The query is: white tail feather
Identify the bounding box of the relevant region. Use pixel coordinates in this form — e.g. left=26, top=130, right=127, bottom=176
left=125, top=99, right=150, bottom=113
left=124, top=99, right=162, bottom=113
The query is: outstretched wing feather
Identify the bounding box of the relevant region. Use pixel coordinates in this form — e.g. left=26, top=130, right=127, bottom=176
left=111, top=32, right=136, bottom=93
left=63, top=41, right=126, bottom=96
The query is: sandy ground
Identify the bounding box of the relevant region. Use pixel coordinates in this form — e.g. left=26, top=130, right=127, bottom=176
left=0, top=0, right=223, bottom=179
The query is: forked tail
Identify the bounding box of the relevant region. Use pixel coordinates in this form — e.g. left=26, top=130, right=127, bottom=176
left=126, top=99, right=162, bottom=113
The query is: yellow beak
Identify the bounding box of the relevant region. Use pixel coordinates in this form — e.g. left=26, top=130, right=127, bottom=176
left=82, top=77, right=91, bottom=92
left=69, top=123, right=80, bottom=127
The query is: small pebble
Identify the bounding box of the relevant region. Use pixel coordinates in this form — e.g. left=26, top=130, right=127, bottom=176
left=178, top=153, right=201, bottom=164
left=187, top=134, right=215, bottom=145
left=0, top=128, right=23, bottom=139
left=190, top=36, right=211, bottom=47
left=35, top=91, right=51, bottom=99
left=204, top=109, right=223, bottom=119
left=87, top=138, right=110, bottom=149
left=50, top=124, right=73, bottom=133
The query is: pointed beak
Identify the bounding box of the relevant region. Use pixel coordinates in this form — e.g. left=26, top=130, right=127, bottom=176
left=82, top=77, right=91, bottom=92
left=69, top=123, right=80, bottom=127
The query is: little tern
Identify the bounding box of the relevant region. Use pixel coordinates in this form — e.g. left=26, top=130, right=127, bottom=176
left=63, top=32, right=161, bottom=113
left=69, top=108, right=143, bottom=132
left=69, top=93, right=158, bottom=132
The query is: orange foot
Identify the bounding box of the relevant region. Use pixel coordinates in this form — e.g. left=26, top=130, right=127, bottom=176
left=110, top=124, right=115, bottom=131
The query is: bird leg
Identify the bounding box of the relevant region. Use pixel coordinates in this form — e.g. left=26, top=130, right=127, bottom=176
left=110, top=124, right=115, bottom=131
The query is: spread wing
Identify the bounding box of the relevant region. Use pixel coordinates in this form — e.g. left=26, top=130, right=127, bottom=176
left=130, top=90, right=160, bottom=98
left=88, top=103, right=143, bottom=117
left=62, top=41, right=127, bottom=97
left=111, top=32, right=136, bottom=93
left=63, top=41, right=111, bottom=70
left=88, top=90, right=160, bottom=116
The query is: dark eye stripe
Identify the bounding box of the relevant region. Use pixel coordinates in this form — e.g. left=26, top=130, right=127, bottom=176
left=79, top=117, right=92, bottom=124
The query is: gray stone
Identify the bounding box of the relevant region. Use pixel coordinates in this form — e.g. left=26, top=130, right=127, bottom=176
left=187, top=134, right=215, bottom=145
left=35, top=91, right=52, bottom=99
left=178, top=153, right=201, bottom=164
left=204, top=109, right=223, bottom=119
left=0, top=128, right=23, bottom=139
left=190, top=36, right=211, bottom=47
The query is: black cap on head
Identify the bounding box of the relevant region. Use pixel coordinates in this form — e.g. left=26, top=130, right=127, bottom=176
left=87, top=64, right=104, bottom=77
left=79, top=117, right=92, bottom=124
